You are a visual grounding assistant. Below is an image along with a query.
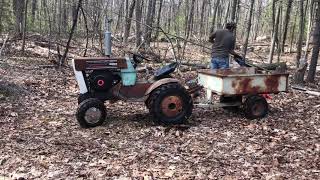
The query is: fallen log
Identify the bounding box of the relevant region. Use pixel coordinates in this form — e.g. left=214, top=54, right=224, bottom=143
left=292, top=86, right=320, bottom=96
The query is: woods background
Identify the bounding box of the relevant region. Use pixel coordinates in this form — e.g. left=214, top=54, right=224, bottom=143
left=0, top=0, right=319, bottom=81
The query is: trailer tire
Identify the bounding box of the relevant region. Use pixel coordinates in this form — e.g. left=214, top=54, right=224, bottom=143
left=148, top=83, right=193, bottom=124
left=76, top=98, right=106, bottom=128
left=243, top=95, right=268, bottom=119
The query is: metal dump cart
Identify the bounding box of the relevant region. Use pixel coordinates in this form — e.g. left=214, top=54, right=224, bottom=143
left=197, top=67, right=289, bottom=119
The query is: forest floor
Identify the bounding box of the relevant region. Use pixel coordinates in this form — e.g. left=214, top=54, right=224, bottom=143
left=1, top=39, right=320, bottom=179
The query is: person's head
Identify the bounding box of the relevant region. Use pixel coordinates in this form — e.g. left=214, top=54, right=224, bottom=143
left=226, top=22, right=237, bottom=32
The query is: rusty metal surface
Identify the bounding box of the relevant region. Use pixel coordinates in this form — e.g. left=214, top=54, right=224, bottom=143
left=161, top=96, right=183, bottom=117
left=145, top=78, right=180, bottom=95
left=118, top=83, right=153, bottom=99
left=198, top=68, right=289, bottom=95
left=74, top=57, right=127, bottom=71
left=198, top=67, right=256, bottom=77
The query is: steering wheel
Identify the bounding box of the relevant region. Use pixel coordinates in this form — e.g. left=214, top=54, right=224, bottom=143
left=133, top=53, right=150, bottom=64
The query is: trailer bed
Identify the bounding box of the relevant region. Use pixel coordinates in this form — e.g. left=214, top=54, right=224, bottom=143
left=198, top=67, right=289, bottom=95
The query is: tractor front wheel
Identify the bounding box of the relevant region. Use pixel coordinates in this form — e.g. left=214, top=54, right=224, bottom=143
left=148, top=83, right=193, bottom=124
left=76, top=98, right=106, bottom=128
left=78, top=93, right=92, bottom=104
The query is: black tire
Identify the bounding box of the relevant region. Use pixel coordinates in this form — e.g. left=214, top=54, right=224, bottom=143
left=76, top=98, right=106, bottom=128
left=148, top=83, right=193, bottom=124
left=243, top=95, right=268, bottom=119
left=78, top=93, right=92, bottom=104
left=220, top=95, right=242, bottom=112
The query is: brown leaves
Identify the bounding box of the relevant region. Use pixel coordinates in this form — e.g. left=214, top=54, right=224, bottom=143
left=1, top=56, right=320, bottom=179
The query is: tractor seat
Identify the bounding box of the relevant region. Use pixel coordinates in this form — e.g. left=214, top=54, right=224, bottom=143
left=154, top=62, right=177, bottom=79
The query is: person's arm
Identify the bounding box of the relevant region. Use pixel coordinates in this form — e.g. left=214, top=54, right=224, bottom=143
left=209, top=31, right=216, bottom=43
left=230, top=50, right=242, bottom=59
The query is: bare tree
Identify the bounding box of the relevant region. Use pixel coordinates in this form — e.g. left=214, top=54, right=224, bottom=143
left=281, top=0, right=293, bottom=52
left=135, top=0, right=143, bottom=48
left=296, top=0, right=305, bottom=68
left=13, top=0, right=25, bottom=38
left=61, top=0, right=83, bottom=65
left=22, top=0, right=29, bottom=53
left=306, top=2, right=320, bottom=82
left=123, top=0, right=136, bottom=44
left=268, top=2, right=281, bottom=64
left=242, top=0, right=255, bottom=58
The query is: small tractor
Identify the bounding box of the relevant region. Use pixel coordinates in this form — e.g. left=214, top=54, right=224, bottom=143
left=72, top=55, right=193, bottom=128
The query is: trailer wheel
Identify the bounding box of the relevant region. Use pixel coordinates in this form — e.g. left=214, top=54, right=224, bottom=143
left=243, top=95, right=268, bottom=119
left=78, top=93, right=92, bottom=104
left=76, top=98, right=106, bottom=128
left=220, top=95, right=242, bottom=112
left=148, top=83, right=193, bottom=124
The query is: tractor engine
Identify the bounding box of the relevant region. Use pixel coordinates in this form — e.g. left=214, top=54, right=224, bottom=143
left=87, top=70, right=120, bottom=92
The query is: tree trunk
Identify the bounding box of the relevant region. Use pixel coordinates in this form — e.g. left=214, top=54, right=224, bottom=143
left=289, top=8, right=298, bottom=53
left=304, top=0, right=315, bottom=59
left=230, top=0, right=237, bottom=22
left=242, top=0, right=255, bottom=58
left=268, top=3, right=281, bottom=64
left=31, top=0, right=37, bottom=25
left=135, top=0, right=143, bottom=48
left=61, top=0, right=83, bottom=66
left=306, top=3, right=320, bottom=82
left=296, top=0, right=305, bottom=68
left=22, top=0, right=29, bottom=53
left=182, top=0, right=196, bottom=57
left=123, top=0, right=136, bottom=44
left=211, top=0, right=220, bottom=32
left=281, top=0, right=293, bottom=52
left=155, top=0, right=163, bottom=38
left=199, top=0, right=207, bottom=40
left=13, top=0, right=25, bottom=38
left=144, top=0, right=156, bottom=48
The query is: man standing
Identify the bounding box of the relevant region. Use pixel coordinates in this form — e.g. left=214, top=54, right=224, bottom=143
left=209, top=22, right=242, bottom=69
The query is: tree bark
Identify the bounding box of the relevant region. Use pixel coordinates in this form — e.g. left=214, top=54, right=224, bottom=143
left=242, top=0, right=255, bottom=58
left=296, top=0, right=305, bottom=68
left=304, top=0, right=315, bottom=59
left=230, top=0, right=238, bottom=22
left=211, top=0, right=220, bottom=32
left=268, top=3, right=281, bottom=64
left=155, top=0, right=164, bottom=38
left=123, top=0, right=136, bottom=44
left=13, top=0, right=25, bottom=38
left=135, top=0, right=143, bottom=48
left=306, top=2, right=320, bottom=82
left=144, top=0, right=156, bottom=48
left=281, top=0, right=293, bottom=52
left=22, top=0, right=29, bottom=53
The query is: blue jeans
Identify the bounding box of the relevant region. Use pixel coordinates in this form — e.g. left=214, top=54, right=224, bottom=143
left=211, top=57, right=229, bottom=69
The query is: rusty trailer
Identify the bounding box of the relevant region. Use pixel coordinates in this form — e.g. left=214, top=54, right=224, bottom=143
left=196, top=67, right=289, bottom=119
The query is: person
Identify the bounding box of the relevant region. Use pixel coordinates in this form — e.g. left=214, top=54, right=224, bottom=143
left=209, top=22, right=243, bottom=69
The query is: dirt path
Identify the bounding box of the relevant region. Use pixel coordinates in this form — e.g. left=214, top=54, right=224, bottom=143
left=0, top=57, right=319, bottom=179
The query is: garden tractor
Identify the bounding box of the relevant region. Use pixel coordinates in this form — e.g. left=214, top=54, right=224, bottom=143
left=72, top=54, right=193, bottom=128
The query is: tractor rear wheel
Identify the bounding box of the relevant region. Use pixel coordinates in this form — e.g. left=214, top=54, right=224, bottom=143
left=148, top=83, right=193, bottom=124
left=243, top=95, right=268, bottom=119
left=76, top=98, right=106, bottom=128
